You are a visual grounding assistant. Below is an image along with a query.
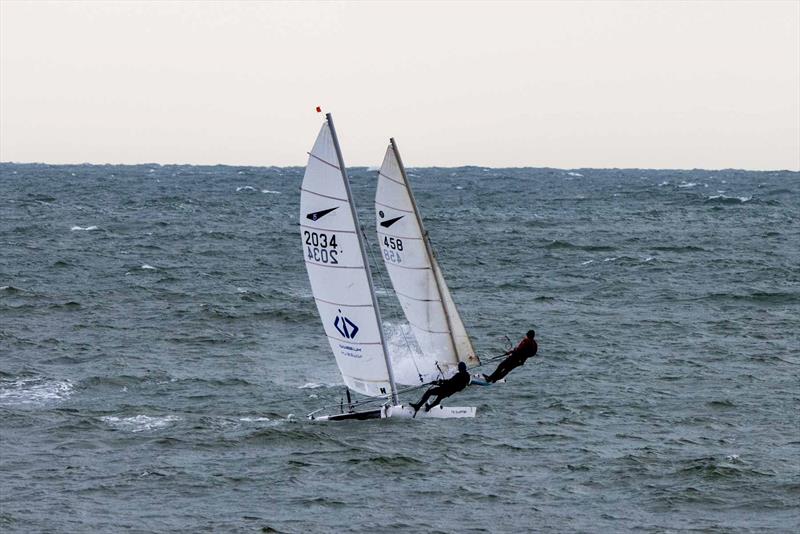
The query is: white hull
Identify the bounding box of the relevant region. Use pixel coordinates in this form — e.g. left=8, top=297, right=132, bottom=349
left=312, top=403, right=476, bottom=421
left=384, top=404, right=476, bottom=419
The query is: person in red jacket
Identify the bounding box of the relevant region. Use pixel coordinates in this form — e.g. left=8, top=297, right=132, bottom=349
left=483, top=330, right=538, bottom=383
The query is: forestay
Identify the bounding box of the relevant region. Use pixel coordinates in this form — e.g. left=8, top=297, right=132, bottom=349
left=375, top=140, right=479, bottom=377
left=300, top=121, right=394, bottom=397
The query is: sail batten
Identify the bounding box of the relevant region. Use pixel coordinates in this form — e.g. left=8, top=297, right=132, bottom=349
left=375, top=140, right=480, bottom=374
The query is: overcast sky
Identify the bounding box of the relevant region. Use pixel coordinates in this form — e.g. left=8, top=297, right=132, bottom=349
left=1, top=1, right=798, bottom=169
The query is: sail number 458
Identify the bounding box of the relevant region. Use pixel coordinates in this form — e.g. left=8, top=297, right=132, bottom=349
left=382, top=236, right=403, bottom=264
left=304, top=231, right=339, bottom=264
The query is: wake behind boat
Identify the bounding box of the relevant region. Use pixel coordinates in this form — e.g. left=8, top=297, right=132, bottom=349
left=300, top=113, right=476, bottom=421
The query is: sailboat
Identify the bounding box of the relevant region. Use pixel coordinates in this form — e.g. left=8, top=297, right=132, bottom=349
left=375, top=138, right=481, bottom=383
left=301, top=114, right=475, bottom=421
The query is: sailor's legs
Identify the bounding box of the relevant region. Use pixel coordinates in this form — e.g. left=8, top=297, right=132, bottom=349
left=486, top=357, right=523, bottom=383
left=412, top=386, right=440, bottom=411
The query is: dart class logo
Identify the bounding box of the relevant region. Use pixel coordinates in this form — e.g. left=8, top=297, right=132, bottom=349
left=306, top=206, right=338, bottom=221
left=378, top=210, right=404, bottom=228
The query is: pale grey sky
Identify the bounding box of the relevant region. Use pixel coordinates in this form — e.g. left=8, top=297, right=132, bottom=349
left=1, top=1, right=798, bottom=169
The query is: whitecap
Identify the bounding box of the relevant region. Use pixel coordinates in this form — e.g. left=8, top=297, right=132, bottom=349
left=658, top=181, right=669, bottom=187
left=239, top=416, right=271, bottom=422
left=299, top=382, right=324, bottom=389
left=236, top=186, right=256, bottom=192
left=101, top=414, right=181, bottom=432
left=141, top=264, right=156, bottom=270
left=643, top=256, right=654, bottom=262
left=581, top=259, right=595, bottom=265
left=455, top=186, right=464, bottom=190
left=603, top=257, right=618, bottom=262
left=71, top=225, right=99, bottom=231
left=567, top=172, right=583, bottom=177
left=261, top=189, right=281, bottom=194
left=678, top=182, right=698, bottom=188
left=0, top=377, right=73, bottom=406
left=366, top=166, right=380, bottom=172
left=707, top=194, right=752, bottom=203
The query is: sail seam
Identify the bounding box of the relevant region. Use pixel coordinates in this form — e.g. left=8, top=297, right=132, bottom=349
left=300, top=187, right=348, bottom=203
left=385, top=263, right=430, bottom=271
left=300, top=223, right=356, bottom=234
left=394, top=290, right=441, bottom=303
left=305, top=262, right=363, bottom=270
left=314, top=296, right=373, bottom=307
left=326, top=335, right=382, bottom=346
left=376, top=231, right=423, bottom=240
left=407, top=321, right=450, bottom=335
left=378, top=171, right=405, bottom=186
left=307, top=151, right=340, bottom=171
left=375, top=201, right=413, bottom=214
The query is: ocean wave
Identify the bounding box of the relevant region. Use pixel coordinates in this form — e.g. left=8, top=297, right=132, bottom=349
left=545, top=240, right=616, bottom=252
left=677, top=182, right=699, bottom=188
left=299, top=382, right=326, bottom=389
left=0, top=377, right=73, bottom=406
left=236, top=186, right=256, bottom=192
left=701, top=291, right=798, bottom=303
left=677, top=456, right=772, bottom=479
left=705, top=194, right=752, bottom=204
left=651, top=245, right=706, bottom=253
left=70, top=225, right=99, bottom=231
left=100, top=414, right=181, bottom=432
left=1, top=285, right=22, bottom=293
left=261, top=189, right=281, bottom=194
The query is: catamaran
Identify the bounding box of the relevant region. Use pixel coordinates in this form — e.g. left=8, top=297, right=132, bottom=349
left=301, top=114, right=476, bottom=420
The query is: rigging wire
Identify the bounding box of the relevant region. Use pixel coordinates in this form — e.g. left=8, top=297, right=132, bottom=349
left=359, top=224, right=425, bottom=383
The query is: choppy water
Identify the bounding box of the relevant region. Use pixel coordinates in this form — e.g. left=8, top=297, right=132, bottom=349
left=1, top=162, right=798, bottom=533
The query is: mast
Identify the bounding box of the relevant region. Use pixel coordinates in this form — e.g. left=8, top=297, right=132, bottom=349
left=327, top=114, right=399, bottom=405
left=389, top=137, right=460, bottom=364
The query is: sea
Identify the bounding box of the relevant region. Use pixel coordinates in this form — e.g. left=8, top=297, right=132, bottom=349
left=1, top=162, right=798, bottom=533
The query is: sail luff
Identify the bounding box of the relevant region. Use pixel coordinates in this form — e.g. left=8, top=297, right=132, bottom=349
left=327, top=115, right=399, bottom=405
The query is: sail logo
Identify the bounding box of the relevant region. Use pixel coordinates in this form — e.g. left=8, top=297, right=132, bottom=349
left=378, top=210, right=404, bottom=228
left=306, top=206, right=338, bottom=221
left=334, top=310, right=359, bottom=340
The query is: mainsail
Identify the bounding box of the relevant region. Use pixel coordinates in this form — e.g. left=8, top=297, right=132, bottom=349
left=375, top=139, right=480, bottom=375
left=300, top=116, right=397, bottom=399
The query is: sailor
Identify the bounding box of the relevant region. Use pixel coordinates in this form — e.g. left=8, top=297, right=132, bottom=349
left=410, top=361, right=470, bottom=415
left=483, top=329, right=538, bottom=383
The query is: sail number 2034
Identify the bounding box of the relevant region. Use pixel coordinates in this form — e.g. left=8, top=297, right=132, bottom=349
left=382, top=236, right=403, bottom=264
left=304, top=231, right=339, bottom=264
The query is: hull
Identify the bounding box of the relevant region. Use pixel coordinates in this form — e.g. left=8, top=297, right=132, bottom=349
left=384, top=404, right=476, bottom=419
left=311, top=404, right=476, bottom=421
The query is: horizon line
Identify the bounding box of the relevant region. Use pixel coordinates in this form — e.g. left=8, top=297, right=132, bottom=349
left=1, top=160, right=798, bottom=173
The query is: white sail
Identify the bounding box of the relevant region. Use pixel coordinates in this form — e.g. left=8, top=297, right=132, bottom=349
left=375, top=141, right=479, bottom=374
left=300, top=121, right=394, bottom=397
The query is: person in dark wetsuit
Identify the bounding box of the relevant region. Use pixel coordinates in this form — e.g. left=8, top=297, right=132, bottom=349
left=410, top=361, right=470, bottom=415
left=483, top=329, right=538, bottom=383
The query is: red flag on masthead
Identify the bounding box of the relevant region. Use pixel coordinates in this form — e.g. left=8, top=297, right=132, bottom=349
left=316, top=106, right=322, bottom=113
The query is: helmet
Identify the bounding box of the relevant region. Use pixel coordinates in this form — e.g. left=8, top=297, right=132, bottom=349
left=458, top=362, right=467, bottom=372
